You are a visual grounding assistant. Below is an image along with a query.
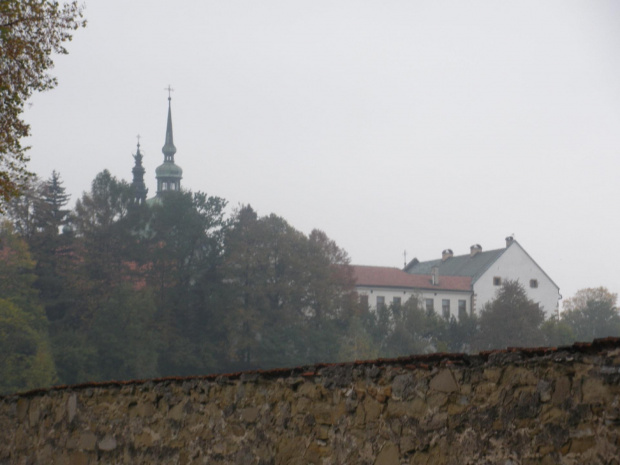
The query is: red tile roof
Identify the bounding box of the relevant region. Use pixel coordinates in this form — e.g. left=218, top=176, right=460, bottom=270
left=351, top=265, right=472, bottom=292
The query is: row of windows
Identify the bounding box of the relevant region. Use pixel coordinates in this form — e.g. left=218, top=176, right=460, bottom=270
left=426, top=298, right=467, bottom=319
left=363, top=295, right=468, bottom=319
left=373, top=296, right=402, bottom=309
left=493, top=277, right=539, bottom=288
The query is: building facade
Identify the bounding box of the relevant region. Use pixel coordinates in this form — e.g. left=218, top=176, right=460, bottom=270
left=352, top=265, right=473, bottom=320
left=404, top=237, right=561, bottom=318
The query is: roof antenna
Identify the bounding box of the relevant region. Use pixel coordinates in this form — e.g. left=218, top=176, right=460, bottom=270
left=403, top=250, right=407, bottom=268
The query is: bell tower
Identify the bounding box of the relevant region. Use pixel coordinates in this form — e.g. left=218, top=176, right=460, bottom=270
left=130, top=137, right=148, bottom=205
left=155, top=86, right=183, bottom=195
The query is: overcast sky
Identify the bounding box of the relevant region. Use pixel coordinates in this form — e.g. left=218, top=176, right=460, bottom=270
left=23, top=1, right=620, bottom=308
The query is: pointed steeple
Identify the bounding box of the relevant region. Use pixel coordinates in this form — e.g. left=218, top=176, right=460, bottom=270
left=162, top=94, right=176, bottom=162
left=155, top=87, right=183, bottom=196
left=131, top=137, right=148, bottom=205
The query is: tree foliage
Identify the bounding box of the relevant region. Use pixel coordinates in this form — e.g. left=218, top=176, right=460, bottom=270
left=220, top=206, right=357, bottom=370
left=8, top=169, right=619, bottom=392
left=147, top=190, right=228, bottom=377
left=0, top=1, right=85, bottom=206
left=560, top=287, right=620, bottom=341
left=0, top=222, right=56, bottom=394
left=475, top=279, right=545, bottom=350
left=380, top=296, right=446, bottom=356
left=0, top=298, right=56, bottom=394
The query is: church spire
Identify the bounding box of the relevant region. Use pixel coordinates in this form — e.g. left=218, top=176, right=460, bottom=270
left=131, top=136, right=148, bottom=205
left=155, top=86, right=183, bottom=196
left=162, top=85, right=176, bottom=162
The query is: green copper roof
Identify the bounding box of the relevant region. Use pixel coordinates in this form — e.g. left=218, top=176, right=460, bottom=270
left=162, top=97, right=177, bottom=159
left=155, top=162, right=183, bottom=177
left=156, top=93, right=182, bottom=181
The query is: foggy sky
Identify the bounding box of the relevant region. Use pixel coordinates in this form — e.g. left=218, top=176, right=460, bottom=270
left=23, top=1, right=620, bottom=309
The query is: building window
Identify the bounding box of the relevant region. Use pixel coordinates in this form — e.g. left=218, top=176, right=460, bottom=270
left=530, top=279, right=538, bottom=288
left=425, top=298, right=434, bottom=313
left=458, top=300, right=467, bottom=319
left=493, top=277, right=501, bottom=286
left=376, top=296, right=385, bottom=310
left=359, top=294, right=369, bottom=309
left=442, top=299, right=450, bottom=319
left=393, top=296, right=401, bottom=307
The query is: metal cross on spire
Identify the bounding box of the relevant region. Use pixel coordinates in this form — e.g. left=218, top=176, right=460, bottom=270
left=136, top=134, right=141, bottom=147
left=165, top=85, right=174, bottom=100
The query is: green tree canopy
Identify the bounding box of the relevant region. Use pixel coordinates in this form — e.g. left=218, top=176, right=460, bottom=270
left=0, top=298, right=56, bottom=394
left=380, top=296, right=447, bottom=357
left=0, top=222, right=56, bottom=394
left=221, top=205, right=357, bottom=369
left=476, top=279, right=545, bottom=350
left=560, top=287, right=620, bottom=342
left=147, top=190, right=228, bottom=377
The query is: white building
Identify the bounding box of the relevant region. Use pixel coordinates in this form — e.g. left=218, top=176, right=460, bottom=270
left=352, top=265, right=473, bottom=320
left=404, top=237, right=561, bottom=318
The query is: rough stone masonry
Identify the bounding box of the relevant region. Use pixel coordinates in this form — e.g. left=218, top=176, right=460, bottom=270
left=1, top=338, right=620, bottom=464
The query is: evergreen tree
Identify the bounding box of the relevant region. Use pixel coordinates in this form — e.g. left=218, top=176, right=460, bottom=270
left=30, top=171, right=72, bottom=321
left=37, top=170, right=70, bottom=234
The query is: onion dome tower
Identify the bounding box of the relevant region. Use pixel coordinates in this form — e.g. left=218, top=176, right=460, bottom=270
left=155, top=89, right=183, bottom=195
left=130, top=139, right=148, bottom=205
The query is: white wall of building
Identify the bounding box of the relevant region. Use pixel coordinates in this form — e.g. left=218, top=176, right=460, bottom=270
left=474, top=242, right=560, bottom=319
left=356, top=286, right=473, bottom=320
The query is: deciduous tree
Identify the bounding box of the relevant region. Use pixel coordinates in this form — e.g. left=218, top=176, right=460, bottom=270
left=0, top=1, right=85, bottom=206
left=71, top=170, right=133, bottom=288
left=221, top=206, right=357, bottom=369
left=0, top=222, right=56, bottom=393
left=560, top=287, right=620, bottom=342
left=0, top=298, right=56, bottom=394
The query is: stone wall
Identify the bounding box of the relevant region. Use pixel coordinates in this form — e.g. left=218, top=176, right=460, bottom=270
left=2, top=339, right=620, bottom=464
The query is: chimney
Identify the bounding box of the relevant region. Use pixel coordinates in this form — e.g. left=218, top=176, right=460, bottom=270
left=441, top=249, right=453, bottom=261
left=505, top=236, right=514, bottom=248
left=470, top=244, right=482, bottom=257
left=431, top=266, right=439, bottom=285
